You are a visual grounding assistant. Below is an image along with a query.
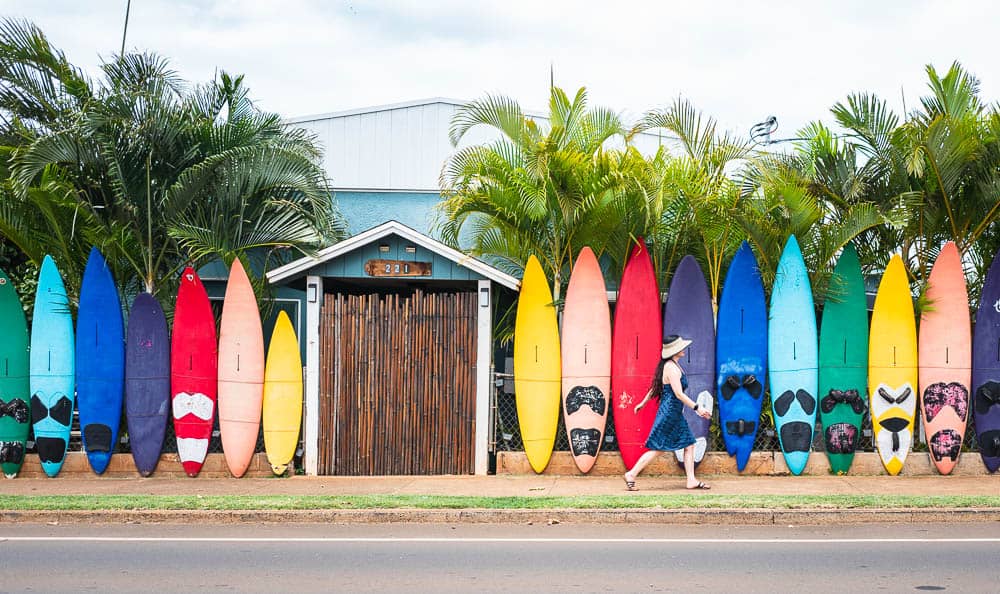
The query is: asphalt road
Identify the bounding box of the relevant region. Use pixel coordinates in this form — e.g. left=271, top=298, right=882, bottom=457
left=1, top=522, right=998, bottom=592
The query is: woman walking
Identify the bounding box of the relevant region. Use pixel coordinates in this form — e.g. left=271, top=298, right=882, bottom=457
left=623, top=335, right=712, bottom=491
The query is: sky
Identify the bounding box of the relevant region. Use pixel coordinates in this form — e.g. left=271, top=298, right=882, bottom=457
left=5, top=1, right=1000, bottom=141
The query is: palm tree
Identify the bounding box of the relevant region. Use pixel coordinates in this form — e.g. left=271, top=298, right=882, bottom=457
left=630, top=98, right=752, bottom=306
left=437, top=86, right=629, bottom=300
left=0, top=19, right=346, bottom=301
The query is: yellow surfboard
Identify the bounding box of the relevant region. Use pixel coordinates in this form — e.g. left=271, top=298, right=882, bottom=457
left=514, top=255, right=561, bottom=473
left=262, top=311, right=303, bottom=476
left=869, top=255, right=918, bottom=475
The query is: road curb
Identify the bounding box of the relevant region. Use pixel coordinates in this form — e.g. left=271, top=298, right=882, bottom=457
left=2, top=507, right=999, bottom=525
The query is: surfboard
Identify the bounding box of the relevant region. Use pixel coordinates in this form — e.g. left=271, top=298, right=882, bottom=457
left=125, top=293, right=170, bottom=477
left=768, top=236, right=819, bottom=476
left=263, top=311, right=302, bottom=476
left=514, top=255, right=561, bottom=473
left=0, top=268, right=29, bottom=478
left=918, top=242, right=971, bottom=475
left=972, top=245, right=1000, bottom=473
left=171, top=267, right=217, bottom=477
left=612, top=241, right=661, bottom=470
left=560, top=247, right=610, bottom=473
left=869, top=254, right=918, bottom=476
left=218, top=258, right=265, bottom=478
left=663, top=255, right=715, bottom=466
left=30, top=256, right=75, bottom=477
left=716, top=241, right=767, bottom=472
left=818, top=243, right=868, bottom=475
left=76, top=247, right=125, bottom=475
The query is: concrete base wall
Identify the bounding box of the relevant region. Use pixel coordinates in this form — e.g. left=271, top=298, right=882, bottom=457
left=13, top=453, right=282, bottom=479
left=496, top=451, right=996, bottom=477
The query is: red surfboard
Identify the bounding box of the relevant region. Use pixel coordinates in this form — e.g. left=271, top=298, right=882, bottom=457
left=612, top=240, right=662, bottom=469
left=171, top=267, right=218, bottom=477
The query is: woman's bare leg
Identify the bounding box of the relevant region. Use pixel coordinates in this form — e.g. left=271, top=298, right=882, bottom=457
left=625, top=449, right=661, bottom=483
left=683, top=444, right=703, bottom=488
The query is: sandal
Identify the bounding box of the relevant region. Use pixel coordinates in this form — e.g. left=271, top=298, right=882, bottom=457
left=623, top=474, right=638, bottom=491
left=687, top=481, right=710, bottom=490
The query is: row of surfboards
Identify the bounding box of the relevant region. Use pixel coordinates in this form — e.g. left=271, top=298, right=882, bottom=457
left=0, top=248, right=304, bottom=479
left=515, top=237, right=1000, bottom=476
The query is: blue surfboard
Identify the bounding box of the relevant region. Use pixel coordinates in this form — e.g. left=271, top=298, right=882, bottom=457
left=768, top=236, right=819, bottom=475
left=30, top=256, right=75, bottom=477
left=125, top=293, right=170, bottom=476
left=716, top=241, right=767, bottom=471
left=76, top=247, right=125, bottom=474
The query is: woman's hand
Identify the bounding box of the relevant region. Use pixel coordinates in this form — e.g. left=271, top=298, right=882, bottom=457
left=696, top=408, right=711, bottom=420
left=633, top=400, right=645, bottom=414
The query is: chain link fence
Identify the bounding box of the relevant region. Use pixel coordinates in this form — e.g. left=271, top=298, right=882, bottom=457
left=492, top=372, right=981, bottom=455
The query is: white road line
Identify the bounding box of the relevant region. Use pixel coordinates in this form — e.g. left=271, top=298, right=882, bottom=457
left=0, top=537, right=998, bottom=544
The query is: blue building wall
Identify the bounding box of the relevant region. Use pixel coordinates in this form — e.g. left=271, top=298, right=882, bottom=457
left=335, top=191, right=442, bottom=236
left=309, top=232, right=484, bottom=283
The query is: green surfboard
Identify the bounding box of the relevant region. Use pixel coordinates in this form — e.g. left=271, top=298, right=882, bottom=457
left=818, top=244, right=869, bottom=474
left=0, top=269, right=30, bottom=477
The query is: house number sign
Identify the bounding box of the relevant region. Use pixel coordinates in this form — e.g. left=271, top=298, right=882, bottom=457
left=364, top=259, right=432, bottom=277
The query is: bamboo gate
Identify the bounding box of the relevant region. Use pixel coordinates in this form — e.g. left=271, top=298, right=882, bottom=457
left=317, top=290, right=477, bottom=475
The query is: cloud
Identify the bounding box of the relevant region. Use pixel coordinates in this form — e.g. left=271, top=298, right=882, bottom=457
left=6, top=0, right=1000, bottom=142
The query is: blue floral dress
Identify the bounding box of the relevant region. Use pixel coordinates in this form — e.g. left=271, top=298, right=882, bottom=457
left=645, top=371, right=696, bottom=451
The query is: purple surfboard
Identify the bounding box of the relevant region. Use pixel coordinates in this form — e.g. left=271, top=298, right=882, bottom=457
left=974, top=246, right=1000, bottom=473
left=663, top=255, right=716, bottom=465
left=125, top=293, right=170, bottom=476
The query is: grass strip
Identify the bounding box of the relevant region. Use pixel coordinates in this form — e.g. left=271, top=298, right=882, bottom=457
left=1, top=494, right=999, bottom=511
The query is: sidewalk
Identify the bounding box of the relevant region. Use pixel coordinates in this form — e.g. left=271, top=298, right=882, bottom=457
left=2, top=474, right=998, bottom=526
left=0, top=473, right=998, bottom=497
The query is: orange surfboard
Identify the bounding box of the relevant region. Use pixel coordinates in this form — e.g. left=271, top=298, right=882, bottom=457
left=918, top=242, right=971, bottom=475
left=217, top=259, right=265, bottom=478
left=560, top=248, right=611, bottom=473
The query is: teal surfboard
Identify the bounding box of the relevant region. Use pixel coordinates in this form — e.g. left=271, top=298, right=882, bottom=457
left=768, top=236, right=819, bottom=475
left=30, top=256, right=75, bottom=477
left=818, top=243, right=868, bottom=474
left=0, top=269, right=30, bottom=477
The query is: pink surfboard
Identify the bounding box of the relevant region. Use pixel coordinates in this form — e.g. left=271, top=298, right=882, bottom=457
left=611, top=240, right=661, bottom=470
left=561, top=247, right=611, bottom=473
left=918, top=242, right=971, bottom=475
left=171, top=268, right=217, bottom=477
left=217, top=259, right=264, bottom=478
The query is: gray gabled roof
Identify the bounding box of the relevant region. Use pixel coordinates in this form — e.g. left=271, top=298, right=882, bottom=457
left=265, top=220, right=520, bottom=290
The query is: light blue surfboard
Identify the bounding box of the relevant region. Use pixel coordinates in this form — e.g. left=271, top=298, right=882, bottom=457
left=76, top=247, right=125, bottom=474
left=30, top=256, right=76, bottom=477
left=768, top=235, right=819, bottom=475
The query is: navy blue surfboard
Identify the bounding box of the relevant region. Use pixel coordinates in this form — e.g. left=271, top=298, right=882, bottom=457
left=76, top=248, right=125, bottom=474
left=125, top=293, right=170, bottom=476
left=663, top=255, right=715, bottom=466
left=716, top=241, right=768, bottom=471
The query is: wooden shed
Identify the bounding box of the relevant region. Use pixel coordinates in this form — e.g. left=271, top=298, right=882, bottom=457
left=266, top=221, right=519, bottom=475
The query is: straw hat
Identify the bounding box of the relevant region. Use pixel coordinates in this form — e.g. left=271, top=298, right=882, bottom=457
left=661, top=334, right=692, bottom=360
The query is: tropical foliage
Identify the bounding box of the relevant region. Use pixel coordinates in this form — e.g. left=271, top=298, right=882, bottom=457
left=439, top=63, right=1000, bottom=312
left=0, top=18, right=346, bottom=303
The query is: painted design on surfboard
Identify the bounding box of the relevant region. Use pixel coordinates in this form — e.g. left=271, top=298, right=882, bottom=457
left=768, top=235, right=818, bottom=476
left=922, top=382, right=968, bottom=463
left=870, top=382, right=916, bottom=472
left=664, top=255, right=715, bottom=467
left=716, top=242, right=767, bottom=472
left=818, top=243, right=868, bottom=474
left=30, top=256, right=75, bottom=477
left=0, top=267, right=29, bottom=478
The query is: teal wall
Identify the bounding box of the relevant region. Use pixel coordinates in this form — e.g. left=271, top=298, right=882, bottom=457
left=336, top=191, right=442, bottom=236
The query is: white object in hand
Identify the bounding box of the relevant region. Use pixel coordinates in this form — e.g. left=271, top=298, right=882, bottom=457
left=696, top=390, right=714, bottom=416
